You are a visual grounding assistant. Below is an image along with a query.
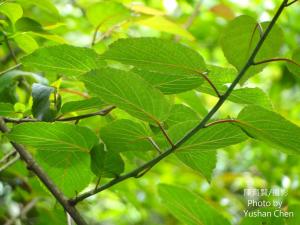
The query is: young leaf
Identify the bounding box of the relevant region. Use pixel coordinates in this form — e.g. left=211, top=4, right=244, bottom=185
left=100, top=119, right=153, bottom=152
left=158, top=184, right=231, bottom=225
left=82, top=68, right=171, bottom=123
left=136, top=16, right=195, bottom=40
left=31, top=83, right=58, bottom=121
left=21, top=45, right=105, bottom=76
left=16, top=0, right=60, bottom=18
left=90, top=143, right=124, bottom=178
left=220, top=15, right=283, bottom=83
left=61, top=98, right=105, bottom=114
left=86, top=1, right=130, bottom=30
left=0, top=3, right=23, bottom=24
left=8, top=122, right=98, bottom=197
left=14, top=33, right=39, bottom=53
left=0, top=103, right=15, bottom=117
left=237, top=105, right=300, bottom=155
left=103, top=38, right=206, bottom=94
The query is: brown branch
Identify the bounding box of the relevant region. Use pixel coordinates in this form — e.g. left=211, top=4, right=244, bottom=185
left=253, top=57, right=300, bottom=68
left=69, top=0, right=290, bottom=205
left=0, top=118, right=87, bottom=225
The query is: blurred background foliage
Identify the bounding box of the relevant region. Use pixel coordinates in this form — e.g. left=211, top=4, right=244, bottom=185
left=0, top=0, right=300, bottom=224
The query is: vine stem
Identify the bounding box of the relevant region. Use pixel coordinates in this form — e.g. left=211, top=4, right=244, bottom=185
left=70, top=0, right=289, bottom=205
left=0, top=118, right=88, bottom=225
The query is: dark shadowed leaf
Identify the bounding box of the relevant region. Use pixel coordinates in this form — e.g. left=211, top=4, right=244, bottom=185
left=90, top=143, right=124, bottom=178
left=31, top=83, right=58, bottom=121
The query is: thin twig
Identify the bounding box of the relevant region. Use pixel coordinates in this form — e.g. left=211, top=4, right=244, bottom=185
left=0, top=155, right=20, bottom=173
left=199, top=72, right=222, bottom=97
left=3, top=34, right=17, bottom=64
left=3, top=106, right=116, bottom=124
left=157, top=122, right=174, bottom=147
left=0, top=150, right=17, bottom=164
left=0, top=118, right=88, bottom=225
left=147, top=137, right=162, bottom=154
left=0, top=64, right=22, bottom=76
left=70, top=0, right=289, bottom=205
left=253, top=57, right=300, bottom=68
left=205, top=119, right=238, bottom=127
left=56, top=106, right=116, bottom=121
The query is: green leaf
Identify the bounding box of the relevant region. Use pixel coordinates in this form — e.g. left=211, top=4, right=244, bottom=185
left=15, top=17, right=44, bottom=32
left=31, top=83, right=57, bottom=121
left=86, top=1, right=130, bottom=30
left=172, top=122, right=248, bottom=153
left=100, top=119, right=153, bottom=152
left=287, top=48, right=300, bottom=76
left=8, top=122, right=98, bottom=197
left=61, top=98, right=105, bottom=114
left=237, top=105, right=300, bottom=155
left=90, top=143, right=124, bottom=178
left=136, top=16, right=195, bottom=40
left=16, top=0, right=59, bottom=18
left=165, top=104, right=200, bottom=128
left=220, top=15, right=283, bottom=83
left=229, top=87, right=272, bottom=109
left=103, top=38, right=206, bottom=94
left=200, top=85, right=272, bottom=109
left=82, top=68, right=171, bottom=123
left=14, top=33, right=39, bottom=53
left=0, top=3, right=23, bottom=24
left=21, top=45, right=105, bottom=76
left=168, top=121, right=246, bottom=180
left=0, top=103, right=14, bottom=116
left=158, top=184, right=231, bottom=225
